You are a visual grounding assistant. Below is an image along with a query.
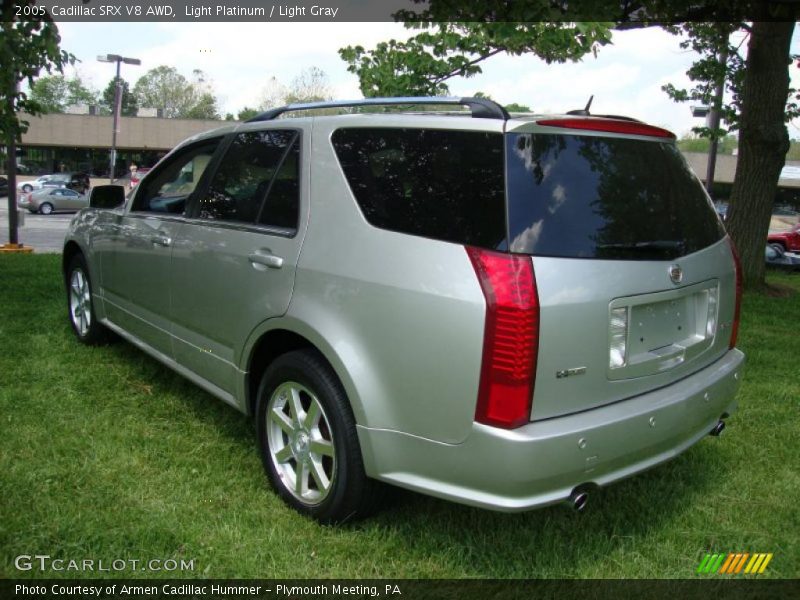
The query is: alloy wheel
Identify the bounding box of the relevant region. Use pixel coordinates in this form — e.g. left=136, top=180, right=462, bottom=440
left=69, top=268, right=92, bottom=337
left=265, top=381, right=336, bottom=505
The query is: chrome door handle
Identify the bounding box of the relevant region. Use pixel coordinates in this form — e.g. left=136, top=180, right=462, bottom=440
left=151, top=235, right=172, bottom=247
left=248, top=251, right=284, bottom=269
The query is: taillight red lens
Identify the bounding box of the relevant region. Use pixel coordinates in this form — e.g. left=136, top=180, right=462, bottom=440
left=536, top=118, right=676, bottom=139
left=728, top=237, right=743, bottom=349
left=466, top=247, right=539, bottom=429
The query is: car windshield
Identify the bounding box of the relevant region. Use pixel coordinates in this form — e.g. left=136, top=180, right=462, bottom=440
left=506, top=133, right=726, bottom=260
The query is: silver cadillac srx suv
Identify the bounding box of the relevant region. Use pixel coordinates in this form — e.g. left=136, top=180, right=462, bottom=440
left=63, top=97, right=745, bottom=523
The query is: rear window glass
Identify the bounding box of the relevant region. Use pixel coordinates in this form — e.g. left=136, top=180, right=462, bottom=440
left=506, top=133, right=725, bottom=260
left=332, top=128, right=506, bottom=250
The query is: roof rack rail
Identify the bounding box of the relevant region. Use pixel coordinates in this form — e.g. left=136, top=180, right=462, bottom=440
left=245, top=96, right=511, bottom=122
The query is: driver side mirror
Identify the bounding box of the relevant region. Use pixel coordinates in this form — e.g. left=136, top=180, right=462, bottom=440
left=90, top=185, right=126, bottom=209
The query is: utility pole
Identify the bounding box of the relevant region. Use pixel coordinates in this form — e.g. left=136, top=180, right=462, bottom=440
left=97, top=54, right=141, bottom=183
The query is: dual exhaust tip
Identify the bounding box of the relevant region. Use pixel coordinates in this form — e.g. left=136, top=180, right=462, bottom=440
left=566, top=419, right=727, bottom=512
left=568, top=489, right=589, bottom=512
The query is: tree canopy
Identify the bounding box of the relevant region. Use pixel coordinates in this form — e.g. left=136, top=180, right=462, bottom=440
left=0, top=5, right=73, bottom=142
left=340, top=22, right=613, bottom=97
left=662, top=22, right=800, bottom=139
left=101, top=77, right=138, bottom=117
left=28, top=74, right=97, bottom=113
left=133, top=66, right=220, bottom=119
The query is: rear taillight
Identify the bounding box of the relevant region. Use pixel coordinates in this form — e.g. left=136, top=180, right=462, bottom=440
left=536, top=118, right=676, bottom=139
left=466, top=247, right=539, bottom=429
left=728, top=237, right=743, bottom=349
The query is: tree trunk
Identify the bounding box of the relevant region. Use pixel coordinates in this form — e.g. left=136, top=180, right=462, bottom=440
left=725, top=21, right=794, bottom=289
left=5, top=89, right=18, bottom=246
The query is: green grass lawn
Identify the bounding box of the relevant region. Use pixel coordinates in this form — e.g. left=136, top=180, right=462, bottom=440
left=1, top=254, right=798, bottom=579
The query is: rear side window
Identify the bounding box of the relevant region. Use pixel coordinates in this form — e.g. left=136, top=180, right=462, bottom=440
left=198, top=130, right=299, bottom=228
left=332, top=128, right=506, bottom=250
left=506, top=133, right=725, bottom=260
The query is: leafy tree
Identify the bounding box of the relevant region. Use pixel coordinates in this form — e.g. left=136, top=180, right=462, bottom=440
left=133, top=65, right=193, bottom=118
left=259, top=76, right=288, bottom=109
left=183, top=92, right=220, bottom=120
left=257, top=67, right=334, bottom=109
left=285, top=66, right=334, bottom=103
left=0, top=3, right=73, bottom=246
left=340, top=22, right=613, bottom=97
left=133, top=65, right=220, bottom=119
left=505, top=102, right=532, bottom=112
left=677, top=134, right=738, bottom=155
left=101, top=77, right=138, bottom=117
left=29, top=74, right=97, bottom=113
left=237, top=106, right=259, bottom=121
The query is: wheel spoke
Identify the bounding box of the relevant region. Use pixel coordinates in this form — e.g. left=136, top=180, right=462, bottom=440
left=303, top=399, right=320, bottom=429
left=294, top=461, right=309, bottom=496
left=269, top=406, right=294, bottom=435
left=274, top=445, right=293, bottom=464
left=309, top=457, right=330, bottom=492
left=309, top=438, right=334, bottom=457
left=71, top=280, right=82, bottom=296
left=288, top=387, right=304, bottom=425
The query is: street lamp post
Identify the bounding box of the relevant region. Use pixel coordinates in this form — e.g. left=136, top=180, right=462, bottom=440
left=97, top=54, right=141, bottom=183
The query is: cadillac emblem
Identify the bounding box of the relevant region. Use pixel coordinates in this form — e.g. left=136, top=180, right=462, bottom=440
left=669, top=264, right=683, bottom=284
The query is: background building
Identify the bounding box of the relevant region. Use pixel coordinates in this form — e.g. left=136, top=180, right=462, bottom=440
left=14, top=112, right=226, bottom=178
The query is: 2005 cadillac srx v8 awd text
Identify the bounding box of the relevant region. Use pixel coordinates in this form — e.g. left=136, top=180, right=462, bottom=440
left=64, top=97, right=745, bottom=523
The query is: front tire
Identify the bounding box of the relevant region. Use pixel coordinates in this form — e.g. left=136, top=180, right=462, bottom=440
left=39, top=202, right=54, bottom=215
left=66, top=254, right=108, bottom=345
left=255, top=350, right=384, bottom=523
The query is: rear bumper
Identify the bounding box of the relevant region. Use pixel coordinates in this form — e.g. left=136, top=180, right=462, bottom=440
left=358, top=348, right=744, bottom=511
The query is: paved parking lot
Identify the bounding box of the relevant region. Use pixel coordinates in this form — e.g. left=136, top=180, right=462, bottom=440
left=0, top=197, right=71, bottom=253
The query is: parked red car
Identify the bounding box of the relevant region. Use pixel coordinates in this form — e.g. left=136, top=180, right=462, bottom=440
left=768, top=222, right=800, bottom=252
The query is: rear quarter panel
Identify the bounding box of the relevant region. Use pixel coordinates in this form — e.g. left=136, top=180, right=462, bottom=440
left=288, top=116, right=498, bottom=444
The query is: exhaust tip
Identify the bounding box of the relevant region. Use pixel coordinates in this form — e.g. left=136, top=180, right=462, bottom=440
left=569, top=490, right=589, bottom=512
left=710, top=420, right=726, bottom=437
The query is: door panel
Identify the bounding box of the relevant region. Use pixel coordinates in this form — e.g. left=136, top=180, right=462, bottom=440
left=99, top=215, right=183, bottom=355
left=168, top=128, right=307, bottom=395
left=170, top=226, right=302, bottom=392
left=96, top=136, right=224, bottom=357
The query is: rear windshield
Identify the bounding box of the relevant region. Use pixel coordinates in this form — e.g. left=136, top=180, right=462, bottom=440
left=506, top=133, right=725, bottom=260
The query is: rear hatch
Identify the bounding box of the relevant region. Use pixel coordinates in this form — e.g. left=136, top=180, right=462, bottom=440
left=505, top=119, right=736, bottom=421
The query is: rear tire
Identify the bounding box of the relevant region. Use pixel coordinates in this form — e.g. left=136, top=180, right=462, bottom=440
left=255, top=350, right=385, bottom=523
left=66, top=254, right=109, bottom=345
left=39, top=202, right=54, bottom=215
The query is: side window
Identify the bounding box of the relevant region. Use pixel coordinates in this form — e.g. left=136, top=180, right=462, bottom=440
left=132, top=139, right=220, bottom=214
left=331, top=127, right=506, bottom=250
left=197, top=129, right=299, bottom=228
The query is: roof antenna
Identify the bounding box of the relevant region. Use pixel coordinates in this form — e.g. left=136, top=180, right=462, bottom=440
left=567, top=95, right=594, bottom=116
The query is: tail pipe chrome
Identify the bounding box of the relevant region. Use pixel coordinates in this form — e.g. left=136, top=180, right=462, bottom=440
left=710, top=420, right=726, bottom=437
left=568, top=489, right=589, bottom=512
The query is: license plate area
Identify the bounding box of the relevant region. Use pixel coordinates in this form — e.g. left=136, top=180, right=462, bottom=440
left=608, top=279, right=719, bottom=380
